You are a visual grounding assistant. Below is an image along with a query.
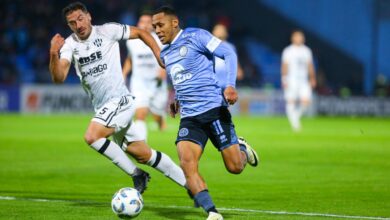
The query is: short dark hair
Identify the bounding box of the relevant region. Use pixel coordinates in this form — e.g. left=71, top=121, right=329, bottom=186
left=291, top=29, right=304, bottom=35
left=153, top=5, right=177, bottom=17
left=62, top=2, right=88, bottom=21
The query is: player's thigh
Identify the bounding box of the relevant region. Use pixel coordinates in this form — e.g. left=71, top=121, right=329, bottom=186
left=112, top=119, right=145, bottom=151
left=131, top=78, right=153, bottom=110
left=177, top=140, right=203, bottom=173
left=87, top=99, right=132, bottom=144
left=135, top=107, right=149, bottom=120
left=284, top=82, right=299, bottom=101
left=150, top=84, right=168, bottom=117
left=84, top=121, right=115, bottom=144
left=206, top=107, right=239, bottom=152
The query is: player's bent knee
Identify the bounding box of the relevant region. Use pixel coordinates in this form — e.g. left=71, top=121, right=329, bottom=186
left=135, top=155, right=150, bottom=164
left=84, top=133, right=100, bottom=145
left=226, top=162, right=244, bottom=174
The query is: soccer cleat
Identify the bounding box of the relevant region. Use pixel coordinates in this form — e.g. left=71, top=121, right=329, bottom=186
left=207, top=212, right=223, bottom=220
left=238, top=137, right=259, bottom=167
left=186, top=189, right=200, bottom=208
left=132, top=169, right=151, bottom=194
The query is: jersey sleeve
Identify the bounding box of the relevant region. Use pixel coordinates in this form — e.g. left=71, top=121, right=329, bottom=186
left=59, top=41, right=73, bottom=63
left=101, top=23, right=131, bottom=41
left=281, top=48, right=289, bottom=63
left=126, top=40, right=133, bottom=58
left=194, top=29, right=222, bottom=54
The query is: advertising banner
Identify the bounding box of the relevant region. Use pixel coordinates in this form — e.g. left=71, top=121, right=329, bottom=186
left=21, top=85, right=92, bottom=113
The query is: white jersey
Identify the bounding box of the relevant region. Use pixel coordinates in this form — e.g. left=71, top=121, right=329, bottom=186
left=282, top=44, right=313, bottom=83
left=60, top=23, right=131, bottom=111
left=126, top=33, right=162, bottom=80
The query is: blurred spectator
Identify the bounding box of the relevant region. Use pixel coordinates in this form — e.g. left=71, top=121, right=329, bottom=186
left=0, top=0, right=266, bottom=89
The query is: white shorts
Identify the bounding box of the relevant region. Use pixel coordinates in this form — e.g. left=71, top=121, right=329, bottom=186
left=92, top=96, right=144, bottom=151
left=284, top=81, right=312, bottom=101
left=130, top=77, right=168, bottom=116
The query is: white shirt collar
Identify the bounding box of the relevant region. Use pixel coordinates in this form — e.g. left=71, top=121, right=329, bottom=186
left=171, top=29, right=183, bottom=45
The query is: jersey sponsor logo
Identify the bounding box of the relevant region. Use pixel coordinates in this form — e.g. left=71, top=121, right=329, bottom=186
left=179, top=46, right=188, bottom=57
left=170, top=64, right=192, bottom=84
left=80, top=63, right=107, bottom=78
left=181, top=32, right=196, bottom=38
left=78, top=51, right=103, bottom=66
left=179, top=128, right=189, bottom=137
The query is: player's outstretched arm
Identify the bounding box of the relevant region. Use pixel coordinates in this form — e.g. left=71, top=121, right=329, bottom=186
left=122, top=57, right=132, bottom=79
left=129, top=27, right=164, bottom=68
left=308, top=62, right=316, bottom=88
left=214, top=42, right=239, bottom=105
left=49, top=34, right=70, bottom=84
left=281, top=62, right=288, bottom=88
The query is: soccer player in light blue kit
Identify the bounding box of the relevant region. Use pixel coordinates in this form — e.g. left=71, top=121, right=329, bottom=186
left=152, top=6, right=259, bottom=220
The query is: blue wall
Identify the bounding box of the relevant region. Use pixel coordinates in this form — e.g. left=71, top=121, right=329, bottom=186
left=260, top=0, right=380, bottom=95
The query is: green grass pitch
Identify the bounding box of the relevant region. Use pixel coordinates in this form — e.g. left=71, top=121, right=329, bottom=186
left=0, top=114, right=389, bottom=219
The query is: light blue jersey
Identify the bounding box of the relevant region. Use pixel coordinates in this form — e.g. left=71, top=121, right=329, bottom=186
left=214, top=41, right=237, bottom=89
left=161, top=28, right=237, bottom=118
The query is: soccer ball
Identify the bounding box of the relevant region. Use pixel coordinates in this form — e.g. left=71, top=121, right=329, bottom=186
left=111, top=187, right=144, bottom=218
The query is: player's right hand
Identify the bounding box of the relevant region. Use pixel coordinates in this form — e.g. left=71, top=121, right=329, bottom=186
left=169, top=100, right=180, bottom=118
left=50, top=34, right=65, bottom=54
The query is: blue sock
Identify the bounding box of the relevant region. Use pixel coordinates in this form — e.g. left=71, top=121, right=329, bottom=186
left=194, top=190, right=218, bottom=213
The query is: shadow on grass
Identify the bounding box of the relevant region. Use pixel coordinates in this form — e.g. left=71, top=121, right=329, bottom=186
left=147, top=206, right=244, bottom=220
left=147, top=205, right=203, bottom=220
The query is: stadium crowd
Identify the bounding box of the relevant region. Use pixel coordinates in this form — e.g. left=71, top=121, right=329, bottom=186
left=1, top=0, right=389, bottom=96
left=0, top=0, right=261, bottom=88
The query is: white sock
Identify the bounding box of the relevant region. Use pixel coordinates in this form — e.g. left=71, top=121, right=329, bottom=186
left=147, top=149, right=186, bottom=187
left=286, top=102, right=300, bottom=131
left=132, top=120, right=147, bottom=141
left=91, top=138, right=137, bottom=176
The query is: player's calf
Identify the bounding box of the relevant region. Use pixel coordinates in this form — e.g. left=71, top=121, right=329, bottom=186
left=127, top=141, right=186, bottom=187
left=221, top=144, right=246, bottom=174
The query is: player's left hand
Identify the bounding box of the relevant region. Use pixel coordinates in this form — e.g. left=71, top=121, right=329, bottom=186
left=224, top=86, right=238, bottom=105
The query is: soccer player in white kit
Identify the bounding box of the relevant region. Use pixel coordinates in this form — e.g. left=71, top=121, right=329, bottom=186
left=122, top=13, right=168, bottom=141
left=48, top=2, right=186, bottom=194
left=281, top=30, right=316, bottom=131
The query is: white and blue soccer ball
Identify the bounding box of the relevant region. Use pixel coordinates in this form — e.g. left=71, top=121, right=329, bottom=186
left=111, top=187, right=144, bottom=218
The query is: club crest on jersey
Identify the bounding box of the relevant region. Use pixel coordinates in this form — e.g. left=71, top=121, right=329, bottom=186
left=179, top=128, right=189, bottom=137
left=93, top=38, right=103, bottom=47
left=179, top=46, right=188, bottom=57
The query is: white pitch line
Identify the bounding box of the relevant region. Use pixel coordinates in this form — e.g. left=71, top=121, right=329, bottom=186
left=0, top=196, right=389, bottom=220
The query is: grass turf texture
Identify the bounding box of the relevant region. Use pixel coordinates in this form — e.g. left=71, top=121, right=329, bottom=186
left=0, top=114, right=389, bottom=219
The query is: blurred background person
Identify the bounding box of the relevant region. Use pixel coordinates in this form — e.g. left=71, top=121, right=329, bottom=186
left=281, top=30, right=316, bottom=131
left=123, top=12, right=168, bottom=141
